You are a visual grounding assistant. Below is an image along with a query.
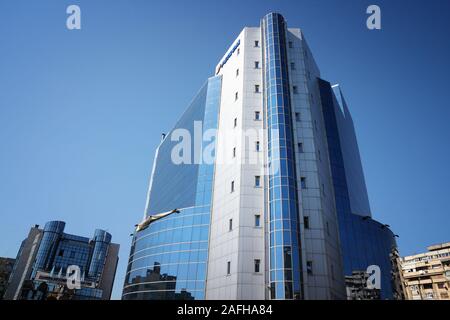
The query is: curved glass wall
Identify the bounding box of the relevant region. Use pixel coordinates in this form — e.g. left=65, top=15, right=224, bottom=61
left=122, top=76, right=222, bottom=300
left=88, top=230, right=112, bottom=279
left=32, top=221, right=65, bottom=277
left=345, top=215, right=397, bottom=299
left=262, top=13, right=302, bottom=300
left=318, top=78, right=397, bottom=299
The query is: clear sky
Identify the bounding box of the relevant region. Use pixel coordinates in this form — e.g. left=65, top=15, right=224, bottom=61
left=1, top=0, right=449, bottom=299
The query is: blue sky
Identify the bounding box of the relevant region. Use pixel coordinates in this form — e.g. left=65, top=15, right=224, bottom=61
left=0, top=0, right=449, bottom=299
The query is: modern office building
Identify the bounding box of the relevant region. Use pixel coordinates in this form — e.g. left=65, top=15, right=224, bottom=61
left=400, top=242, right=450, bottom=300
left=0, top=257, right=15, bottom=299
left=123, top=12, right=398, bottom=300
left=3, top=221, right=119, bottom=300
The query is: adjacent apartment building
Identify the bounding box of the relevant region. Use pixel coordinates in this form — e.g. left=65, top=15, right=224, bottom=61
left=122, top=12, right=399, bottom=300
left=400, top=242, right=450, bottom=300
left=3, top=221, right=119, bottom=300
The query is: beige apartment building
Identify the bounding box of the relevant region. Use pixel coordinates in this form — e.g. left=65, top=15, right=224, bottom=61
left=400, top=242, right=450, bottom=300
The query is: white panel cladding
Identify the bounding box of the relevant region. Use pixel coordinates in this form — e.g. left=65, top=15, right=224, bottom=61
left=206, top=24, right=348, bottom=300
left=206, top=27, right=265, bottom=300
left=286, top=28, right=346, bottom=299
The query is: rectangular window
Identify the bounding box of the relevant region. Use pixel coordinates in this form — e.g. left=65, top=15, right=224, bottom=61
left=229, top=218, right=233, bottom=231
left=255, top=176, right=261, bottom=187
left=234, top=117, right=237, bottom=128
left=256, top=141, right=260, bottom=152
left=255, top=215, right=261, bottom=227
left=307, top=261, right=313, bottom=275
left=298, top=142, right=304, bottom=153
left=254, top=40, right=259, bottom=47
left=237, top=48, right=240, bottom=55
left=293, top=86, right=298, bottom=94
left=290, top=62, right=296, bottom=70
left=255, top=111, right=261, bottom=120
left=288, top=41, right=293, bottom=48
left=255, top=84, right=260, bottom=93
left=227, top=261, right=231, bottom=275
left=235, top=92, right=238, bottom=101
left=254, top=259, right=261, bottom=273
left=304, top=216, right=310, bottom=229
left=295, top=112, right=300, bottom=121
left=233, top=147, right=236, bottom=158
left=326, top=221, right=330, bottom=235
left=231, top=181, right=235, bottom=193
left=301, top=177, right=307, bottom=189
left=236, top=68, right=239, bottom=77
left=254, top=61, right=259, bottom=69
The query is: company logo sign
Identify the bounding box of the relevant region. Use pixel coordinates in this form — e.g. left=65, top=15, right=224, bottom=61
left=216, top=40, right=240, bottom=74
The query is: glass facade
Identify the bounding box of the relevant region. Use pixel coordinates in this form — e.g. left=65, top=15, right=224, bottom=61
left=262, top=13, right=302, bottom=300
left=318, top=78, right=397, bottom=299
left=122, top=76, right=222, bottom=300
left=88, top=230, right=112, bottom=279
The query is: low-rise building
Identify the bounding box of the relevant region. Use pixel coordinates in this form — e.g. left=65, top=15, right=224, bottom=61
left=400, top=242, right=450, bottom=300
left=0, top=257, right=15, bottom=299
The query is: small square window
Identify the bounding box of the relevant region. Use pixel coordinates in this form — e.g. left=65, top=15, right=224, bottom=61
left=300, top=177, right=306, bottom=189
left=293, top=86, right=298, bottom=94
left=255, top=85, right=260, bottom=93
left=254, top=40, right=259, bottom=47
left=255, top=176, right=261, bottom=187
left=290, top=62, right=296, bottom=70
left=304, top=216, right=310, bottom=229
left=254, top=61, right=259, bottom=69
left=255, top=215, right=261, bottom=227
left=298, top=142, right=304, bottom=153
left=288, top=41, right=293, bottom=48
left=307, top=261, right=313, bottom=275
left=255, top=111, right=261, bottom=120
left=256, top=141, right=260, bottom=152
left=254, top=259, right=261, bottom=273
left=295, top=112, right=300, bottom=121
